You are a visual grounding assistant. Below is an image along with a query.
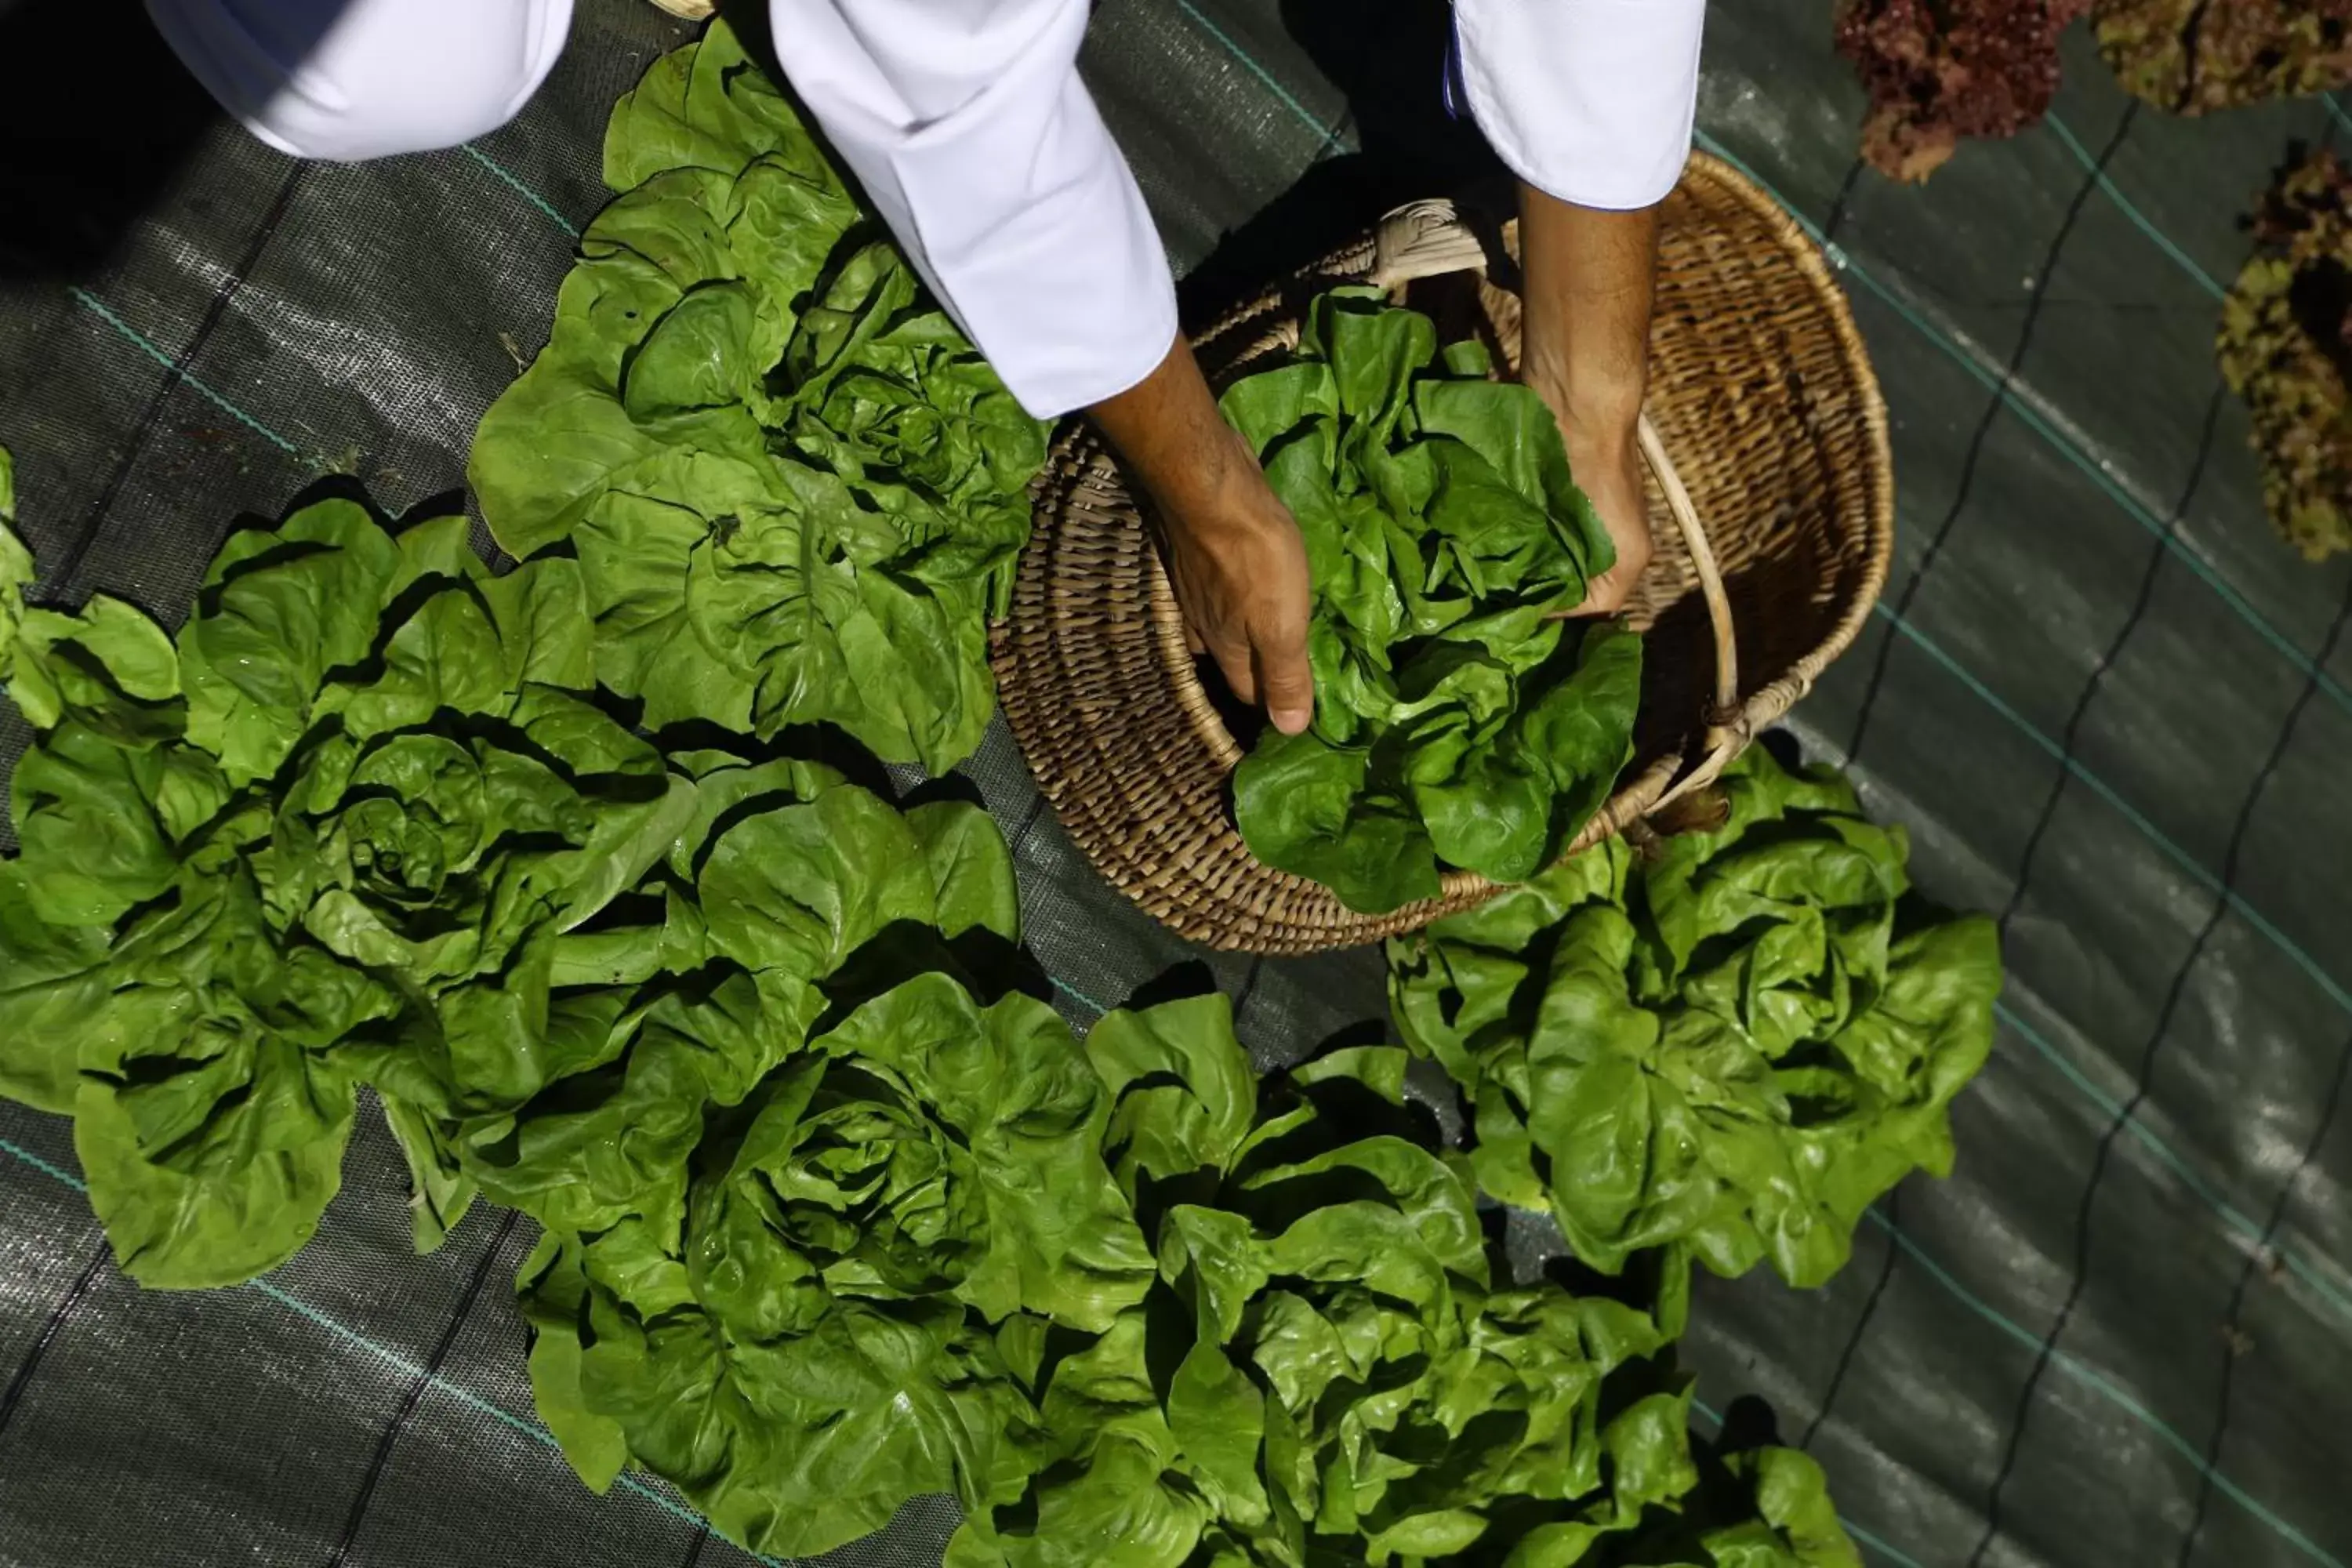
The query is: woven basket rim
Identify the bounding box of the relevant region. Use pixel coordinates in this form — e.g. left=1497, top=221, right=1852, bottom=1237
left=993, top=152, right=1897, bottom=953
left=1676, top=152, right=1896, bottom=742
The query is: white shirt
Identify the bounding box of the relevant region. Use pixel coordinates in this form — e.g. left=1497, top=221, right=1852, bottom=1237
left=147, top=0, right=1708, bottom=417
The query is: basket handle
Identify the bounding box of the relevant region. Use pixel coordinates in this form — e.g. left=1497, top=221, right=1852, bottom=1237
left=1368, top=200, right=1744, bottom=808
left=1639, top=413, right=1744, bottom=808
left=1367, top=199, right=1496, bottom=287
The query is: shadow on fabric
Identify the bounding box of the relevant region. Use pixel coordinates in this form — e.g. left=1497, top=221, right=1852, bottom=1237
left=1175, top=0, right=1508, bottom=325
left=0, top=0, right=351, bottom=281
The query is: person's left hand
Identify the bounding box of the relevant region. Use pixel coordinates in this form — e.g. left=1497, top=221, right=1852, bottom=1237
left=1527, top=372, right=1653, bottom=615
left=1558, top=419, right=1653, bottom=615
left=1515, top=183, right=1663, bottom=619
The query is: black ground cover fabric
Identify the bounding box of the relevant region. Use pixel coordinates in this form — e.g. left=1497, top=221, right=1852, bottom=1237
left=0, top=2, right=2347, bottom=1564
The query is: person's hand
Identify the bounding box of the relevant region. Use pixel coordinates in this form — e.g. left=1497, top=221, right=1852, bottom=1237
left=1089, top=333, right=1316, bottom=735
left=1152, top=426, right=1316, bottom=732
left=1548, top=405, right=1653, bottom=616
left=1516, top=180, right=1664, bottom=617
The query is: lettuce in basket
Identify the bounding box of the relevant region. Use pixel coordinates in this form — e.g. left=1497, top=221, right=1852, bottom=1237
left=1219, top=289, right=1642, bottom=915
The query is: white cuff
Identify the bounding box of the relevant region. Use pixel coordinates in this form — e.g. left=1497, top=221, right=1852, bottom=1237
left=889, top=69, right=1177, bottom=416
left=1453, top=0, right=1706, bottom=211
left=771, top=0, right=1177, bottom=419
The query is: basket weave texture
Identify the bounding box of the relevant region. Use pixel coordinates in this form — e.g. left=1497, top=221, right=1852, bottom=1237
left=990, top=152, right=1896, bottom=956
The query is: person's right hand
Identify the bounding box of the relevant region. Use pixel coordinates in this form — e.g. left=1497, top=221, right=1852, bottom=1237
left=1090, top=335, right=1316, bottom=736
left=1152, top=424, right=1315, bottom=734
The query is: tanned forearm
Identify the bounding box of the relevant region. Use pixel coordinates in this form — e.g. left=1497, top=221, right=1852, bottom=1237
left=1517, top=184, right=1662, bottom=610
left=1519, top=186, right=1657, bottom=445
left=1087, top=334, right=1253, bottom=531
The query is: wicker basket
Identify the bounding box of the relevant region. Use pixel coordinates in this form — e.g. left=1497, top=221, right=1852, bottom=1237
left=990, top=152, right=1894, bottom=956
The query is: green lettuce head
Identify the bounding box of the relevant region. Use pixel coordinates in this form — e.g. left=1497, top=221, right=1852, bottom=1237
left=1390, top=744, right=2003, bottom=1287
left=0, top=498, right=699, bottom=1280
left=506, top=778, right=1155, bottom=1561
left=469, top=23, right=1044, bottom=772
left=955, top=996, right=1706, bottom=1568
left=517, top=975, right=1156, bottom=1559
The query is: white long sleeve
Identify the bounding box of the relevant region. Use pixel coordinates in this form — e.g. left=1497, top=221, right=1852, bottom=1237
left=767, top=0, right=1178, bottom=420
left=1450, top=0, right=1708, bottom=212
left=148, top=0, right=1700, bottom=421
left=775, top=0, right=1704, bottom=419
